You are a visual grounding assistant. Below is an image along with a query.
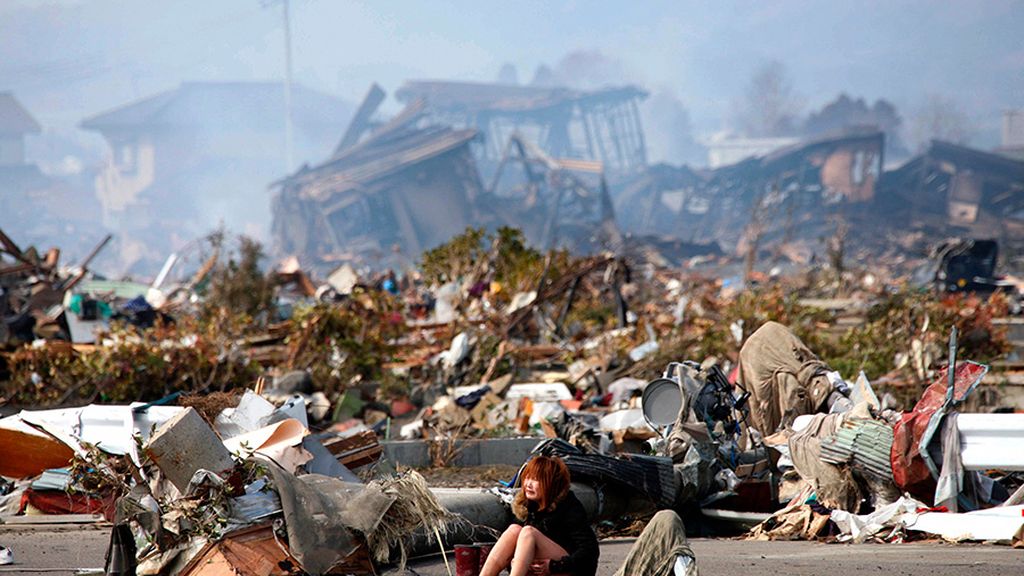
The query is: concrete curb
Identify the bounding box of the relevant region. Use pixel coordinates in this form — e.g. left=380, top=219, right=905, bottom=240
left=381, top=437, right=542, bottom=468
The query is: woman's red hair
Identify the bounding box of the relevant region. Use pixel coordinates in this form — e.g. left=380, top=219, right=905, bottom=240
left=519, top=455, right=570, bottom=512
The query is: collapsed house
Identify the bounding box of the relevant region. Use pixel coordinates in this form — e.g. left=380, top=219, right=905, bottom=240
left=612, top=163, right=704, bottom=237
left=272, top=84, right=630, bottom=270
left=615, top=131, right=1024, bottom=263
left=613, top=130, right=885, bottom=256
left=480, top=134, right=621, bottom=253
left=877, top=140, right=1024, bottom=247
left=271, top=78, right=1024, bottom=271
left=273, top=113, right=482, bottom=267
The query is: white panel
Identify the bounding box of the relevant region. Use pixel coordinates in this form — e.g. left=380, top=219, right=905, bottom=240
left=957, top=413, right=1024, bottom=471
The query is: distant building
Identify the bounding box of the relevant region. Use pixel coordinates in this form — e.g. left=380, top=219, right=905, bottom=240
left=999, top=110, right=1024, bottom=161
left=0, top=93, right=105, bottom=255
left=80, top=82, right=352, bottom=274
left=0, top=92, right=41, bottom=167
left=0, top=92, right=48, bottom=226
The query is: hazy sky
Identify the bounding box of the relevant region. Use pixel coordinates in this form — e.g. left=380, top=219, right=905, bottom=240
left=3, top=0, right=1022, bottom=146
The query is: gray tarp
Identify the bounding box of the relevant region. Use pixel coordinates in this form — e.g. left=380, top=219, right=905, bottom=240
left=736, top=321, right=832, bottom=435
left=266, top=460, right=395, bottom=575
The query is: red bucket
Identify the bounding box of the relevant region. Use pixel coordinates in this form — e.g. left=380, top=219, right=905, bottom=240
left=454, top=544, right=480, bottom=576
left=475, top=542, right=493, bottom=570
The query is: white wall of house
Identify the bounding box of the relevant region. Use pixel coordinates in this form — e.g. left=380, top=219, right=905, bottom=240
left=94, top=136, right=156, bottom=223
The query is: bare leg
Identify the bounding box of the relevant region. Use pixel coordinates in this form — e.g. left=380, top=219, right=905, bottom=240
left=510, top=526, right=569, bottom=576
left=480, top=524, right=522, bottom=576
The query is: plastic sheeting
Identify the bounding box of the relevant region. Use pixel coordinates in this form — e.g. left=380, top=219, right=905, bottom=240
left=890, top=361, right=987, bottom=500
left=907, top=504, right=1024, bottom=543
left=830, top=496, right=925, bottom=543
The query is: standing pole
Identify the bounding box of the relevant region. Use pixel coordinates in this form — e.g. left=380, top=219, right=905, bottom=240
left=945, top=326, right=958, bottom=406
left=282, top=0, right=294, bottom=173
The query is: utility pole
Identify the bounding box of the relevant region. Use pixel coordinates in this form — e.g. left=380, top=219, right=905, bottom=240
left=281, top=0, right=294, bottom=173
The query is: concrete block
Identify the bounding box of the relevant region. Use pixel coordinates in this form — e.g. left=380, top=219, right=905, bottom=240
left=145, top=407, right=235, bottom=491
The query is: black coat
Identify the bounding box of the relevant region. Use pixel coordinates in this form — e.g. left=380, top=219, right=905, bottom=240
left=515, top=491, right=599, bottom=576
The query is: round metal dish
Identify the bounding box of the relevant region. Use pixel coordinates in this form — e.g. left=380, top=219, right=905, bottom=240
left=641, top=377, right=682, bottom=427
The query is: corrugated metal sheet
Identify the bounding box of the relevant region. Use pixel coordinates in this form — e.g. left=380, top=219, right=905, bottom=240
left=819, top=419, right=894, bottom=481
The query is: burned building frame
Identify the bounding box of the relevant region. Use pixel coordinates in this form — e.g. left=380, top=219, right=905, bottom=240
left=394, top=81, right=649, bottom=175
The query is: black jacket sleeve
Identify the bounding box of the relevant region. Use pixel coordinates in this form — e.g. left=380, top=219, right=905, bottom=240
left=547, top=495, right=599, bottom=576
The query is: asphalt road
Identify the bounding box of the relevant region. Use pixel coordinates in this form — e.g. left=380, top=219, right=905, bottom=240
left=1, top=526, right=1021, bottom=575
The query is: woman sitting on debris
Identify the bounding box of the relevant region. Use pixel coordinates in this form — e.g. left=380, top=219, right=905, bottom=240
left=480, top=455, right=599, bottom=576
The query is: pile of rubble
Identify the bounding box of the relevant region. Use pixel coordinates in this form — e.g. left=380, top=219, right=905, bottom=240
left=2, top=223, right=1024, bottom=574
left=737, top=325, right=1024, bottom=546
left=0, top=388, right=459, bottom=575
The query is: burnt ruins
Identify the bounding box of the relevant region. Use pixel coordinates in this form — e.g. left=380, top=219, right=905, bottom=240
left=271, top=81, right=1024, bottom=272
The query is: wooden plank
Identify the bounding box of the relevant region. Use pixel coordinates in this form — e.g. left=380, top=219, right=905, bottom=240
left=337, top=445, right=384, bottom=469
left=179, top=524, right=292, bottom=576
left=321, top=431, right=378, bottom=456
left=321, top=431, right=384, bottom=469
left=335, top=83, right=386, bottom=154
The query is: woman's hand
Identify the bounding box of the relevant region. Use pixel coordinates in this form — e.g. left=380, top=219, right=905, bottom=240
left=528, top=559, right=551, bottom=576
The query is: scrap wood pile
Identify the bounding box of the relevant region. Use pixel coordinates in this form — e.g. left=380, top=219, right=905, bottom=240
left=0, top=229, right=112, bottom=347
left=0, top=386, right=457, bottom=575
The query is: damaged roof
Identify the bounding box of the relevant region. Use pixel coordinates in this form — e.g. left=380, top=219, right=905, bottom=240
left=281, top=125, right=478, bottom=202
left=0, top=92, right=42, bottom=135
left=760, top=129, right=885, bottom=170
left=927, top=139, right=1024, bottom=179
left=395, top=80, right=647, bottom=114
